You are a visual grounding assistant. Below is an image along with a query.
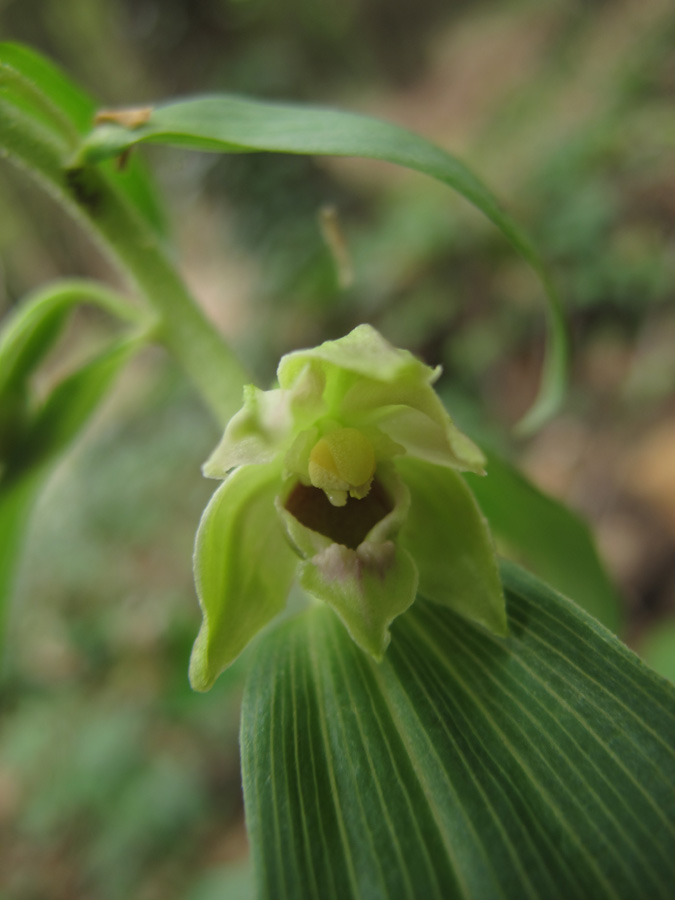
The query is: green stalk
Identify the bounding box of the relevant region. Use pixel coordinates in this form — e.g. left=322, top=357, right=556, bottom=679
left=0, top=88, right=249, bottom=429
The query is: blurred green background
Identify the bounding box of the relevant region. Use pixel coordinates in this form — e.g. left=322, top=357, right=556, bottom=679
left=1, top=0, right=675, bottom=897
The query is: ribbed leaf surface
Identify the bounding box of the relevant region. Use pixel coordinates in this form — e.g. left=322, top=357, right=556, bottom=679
left=241, top=561, right=675, bottom=900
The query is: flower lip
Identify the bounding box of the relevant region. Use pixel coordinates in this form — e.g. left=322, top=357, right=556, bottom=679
left=284, top=477, right=393, bottom=550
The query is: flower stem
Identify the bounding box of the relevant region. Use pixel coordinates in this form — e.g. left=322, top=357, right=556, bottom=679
left=0, top=96, right=249, bottom=428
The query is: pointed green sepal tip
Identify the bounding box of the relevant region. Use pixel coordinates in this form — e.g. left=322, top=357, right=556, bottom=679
left=397, top=456, right=507, bottom=638
left=299, top=542, right=418, bottom=660
left=189, top=461, right=297, bottom=691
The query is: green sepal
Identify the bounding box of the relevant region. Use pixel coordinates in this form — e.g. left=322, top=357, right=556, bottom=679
left=397, top=456, right=507, bottom=637
left=202, top=385, right=289, bottom=476
left=190, top=462, right=297, bottom=691
left=299, top=542, right=418, bottom=660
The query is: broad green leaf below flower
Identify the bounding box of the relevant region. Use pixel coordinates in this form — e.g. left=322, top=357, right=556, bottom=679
left=190, top=461, right=297, bottom=691
left=242, top=561, right=675, bottom=900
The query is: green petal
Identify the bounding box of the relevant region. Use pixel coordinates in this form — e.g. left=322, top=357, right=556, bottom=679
left=190, top=462, right=296, bottom=690
left=299, top=542, right=418, bottom=660
left=202, top=385, right=291, bottom=477
left=397, top=456, right=507, bottom=637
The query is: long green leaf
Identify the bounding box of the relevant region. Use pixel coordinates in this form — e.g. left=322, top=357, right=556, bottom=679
left=77, top=94, right=567, bottom=432
left=0, top=333, right=143, bottom=647
left=0, top=279, right=147, bottom=398
left=0, top=471, right=42, bottom=665
left=0, top=277, right=149, bottom=647
left=241, top=560, right=675, bottom=900
left=21, top=334, right=143, bottom=470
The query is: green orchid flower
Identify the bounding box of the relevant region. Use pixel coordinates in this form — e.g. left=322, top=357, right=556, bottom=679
left=190, top=325, right=506, bottom=691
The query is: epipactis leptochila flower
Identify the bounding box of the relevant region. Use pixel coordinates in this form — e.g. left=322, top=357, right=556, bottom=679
left=190, top=325, right=506, bottom=690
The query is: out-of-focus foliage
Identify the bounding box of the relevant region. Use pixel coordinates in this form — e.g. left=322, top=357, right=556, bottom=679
left=2, top=362, right=254, bottom=899
left=1, top=0, right=674, bottom=897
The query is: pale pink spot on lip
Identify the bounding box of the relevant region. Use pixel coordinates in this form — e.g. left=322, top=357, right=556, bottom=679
left=357, top=542, right=396, bottom=581
left=313, top=541, right=396, bottom=591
